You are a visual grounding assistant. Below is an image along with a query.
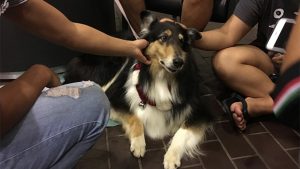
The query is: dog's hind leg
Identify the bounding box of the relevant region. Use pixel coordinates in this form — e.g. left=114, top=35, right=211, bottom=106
left=110, top=108, right=146, bottom=158
left=163, top=124, right=208, bottom=169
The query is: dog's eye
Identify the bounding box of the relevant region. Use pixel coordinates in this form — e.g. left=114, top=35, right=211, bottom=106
left=160, top=35, right=168, bottom=42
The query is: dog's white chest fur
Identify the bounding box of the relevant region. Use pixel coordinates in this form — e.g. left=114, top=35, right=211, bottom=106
left=125, top=69, right=190, bottom=139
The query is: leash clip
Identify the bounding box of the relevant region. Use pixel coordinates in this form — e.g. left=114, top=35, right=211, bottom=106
left=139, top=101, right=146, bottom=109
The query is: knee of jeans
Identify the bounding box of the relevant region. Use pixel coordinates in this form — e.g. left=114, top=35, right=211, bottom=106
left=45, top=81, right=110, bottom=126
left=85, top=85, right=110, bottom=124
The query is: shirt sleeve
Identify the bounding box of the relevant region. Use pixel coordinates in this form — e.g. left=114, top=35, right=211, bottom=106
left=233, top=0, right=264, bottom=27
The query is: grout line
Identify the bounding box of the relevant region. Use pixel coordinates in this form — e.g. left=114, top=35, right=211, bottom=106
left=105, top=128, right=112, bottom=169
left=138, top=158, right=143, bottom=169
left=247, top=131, right=269, bottom=136
left=211, top=127, right=239, bottom=169
left=231, top=154, right=258, bottom=160
left=146, top=147, right=165, bottom=152
left=260, top=123, right=300, bottom=168
left=242, top=133, right=271, bottom=169
left=203, top=139, right=218, bottom=143
left=286, top=147, right=300, bottom=151
left=215, top=119, right=230, bottom=123
left=197, top=154, right=207, bottom=169
left=108, top=134, right=126, bottom=137
left=292, top=129, right=300, bottom=137
left=181, top=163, right=202, bottom=168
left=162, top=139, right=168, bottom=151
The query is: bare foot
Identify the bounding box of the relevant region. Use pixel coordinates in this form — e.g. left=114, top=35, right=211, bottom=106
left=230, top=102, right=247, bottom=130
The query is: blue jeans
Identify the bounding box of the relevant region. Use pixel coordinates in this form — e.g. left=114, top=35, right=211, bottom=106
left=0, top=82, right=110, bottom=169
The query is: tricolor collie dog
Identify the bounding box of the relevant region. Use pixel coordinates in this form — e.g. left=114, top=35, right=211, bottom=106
left=65, top=11, right=220, bottom=169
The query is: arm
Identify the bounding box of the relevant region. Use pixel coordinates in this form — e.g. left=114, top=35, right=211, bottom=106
left=181, top=0, right=213, bottom=31
left=3, top=0, right=150, bottom=64
left=194, top=15, right=252, bottom=50
left=0, top=65, right=61, bottom=137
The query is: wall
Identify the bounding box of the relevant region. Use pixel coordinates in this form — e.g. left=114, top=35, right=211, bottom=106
left=0, top=0, right=115, bottom=75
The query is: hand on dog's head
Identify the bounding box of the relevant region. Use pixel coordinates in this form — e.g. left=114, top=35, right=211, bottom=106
left=139, top=10, right=202, bottom=43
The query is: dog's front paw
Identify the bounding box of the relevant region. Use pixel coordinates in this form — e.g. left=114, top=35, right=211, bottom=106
left=163, top=150, right=181, bottom=169
left=130, top=135, right=146, bottom=158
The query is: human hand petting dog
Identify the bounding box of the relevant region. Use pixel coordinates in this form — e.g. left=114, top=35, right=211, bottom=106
left=130, top=39, right=151, bottom=65
left=159, top=18, right=202, bottom=41
left=160, top=18, right=187, bottom=28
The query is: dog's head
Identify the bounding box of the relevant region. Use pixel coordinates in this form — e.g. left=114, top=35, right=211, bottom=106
left=139, top=11, right=201, bottom=74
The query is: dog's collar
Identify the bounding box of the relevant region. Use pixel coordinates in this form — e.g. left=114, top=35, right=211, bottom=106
left=134, top=63, right=156, bottom=108
left=136, top=84, right=156, bottom=107
left=134, top=62, right=142, bottom=70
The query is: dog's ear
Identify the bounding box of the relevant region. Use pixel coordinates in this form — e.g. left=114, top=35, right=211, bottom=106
left=187, top=28, right=202, bottom=44
left=139, top=10, right=158, bottom=38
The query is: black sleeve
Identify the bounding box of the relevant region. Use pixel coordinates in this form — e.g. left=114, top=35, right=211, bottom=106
left=233, top=0, right=265, bottom=27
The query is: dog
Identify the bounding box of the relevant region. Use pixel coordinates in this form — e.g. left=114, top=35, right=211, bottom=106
left=64, top=11, right=222, bottom=169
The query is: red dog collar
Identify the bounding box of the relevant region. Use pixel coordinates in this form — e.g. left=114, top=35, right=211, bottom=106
left=134, top=63, right=156, bottom=107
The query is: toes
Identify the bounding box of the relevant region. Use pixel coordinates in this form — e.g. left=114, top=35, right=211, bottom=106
left=164, top=151, right=181, bottom=169
left=130, top=135, right=146, bottom=158
left=231, top=102, right=248, bottom=130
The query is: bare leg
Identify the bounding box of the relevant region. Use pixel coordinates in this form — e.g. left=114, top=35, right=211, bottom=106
left=213, top=45, right=275, bottom=130
left=119, top=0, right=145, bottom=33
left=181, top=0, right=213, bottom=31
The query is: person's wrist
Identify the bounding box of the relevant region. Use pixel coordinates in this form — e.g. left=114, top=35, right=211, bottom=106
left=30, top=65, right=60, bottom=87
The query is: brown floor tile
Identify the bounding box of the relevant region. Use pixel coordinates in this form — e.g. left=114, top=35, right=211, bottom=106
left=75, top=149, right=109, bottom=169
left=247, top=133, right=299, bottom=169
left=243, top=122, right=267, bottom=134
left=287, top=149, right=300, bottom=165
left=181, top=155, right=201, bottom=167
left=145, top=136, right=164, bottom=150
left=200, top=141, right=235, bottom=169
left=205, top=129, right=217, bottom=141
left=92, top=130, right=107, bottom=150
left=214, top=122, right=255, bottom=158
left=107, top=125, right=125, bottom=137
left=108, top=136, right=140, bottom=169
left=141, top=149, right=165, bottom=169
left=182, top=164, right=204, bottom=169
left=233, top=156, right=267, bottom=169
left=163, top=135, right=173, bottom=145
left=75, top=131, right=109, bottom=169
left=262, top=121, right=300, bottom=149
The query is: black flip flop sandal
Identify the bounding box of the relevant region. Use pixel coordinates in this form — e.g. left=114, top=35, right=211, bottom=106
left=222, top=93, right=250, bottom=130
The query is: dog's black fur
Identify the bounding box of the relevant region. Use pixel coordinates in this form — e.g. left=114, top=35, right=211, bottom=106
left=64, top=11, right=222, bottom=169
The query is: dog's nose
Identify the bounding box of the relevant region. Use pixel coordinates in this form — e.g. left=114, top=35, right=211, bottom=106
left=173, top=58, right=183, bottom=68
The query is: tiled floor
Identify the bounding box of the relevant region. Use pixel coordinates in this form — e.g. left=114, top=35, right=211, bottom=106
left=75, top=115, right=300, bottom=169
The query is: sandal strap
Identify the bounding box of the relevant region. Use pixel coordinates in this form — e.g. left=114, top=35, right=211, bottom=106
left=232, top=93, right=250, bottom=121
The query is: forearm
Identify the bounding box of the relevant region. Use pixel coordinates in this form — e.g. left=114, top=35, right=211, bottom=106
left=4, top=0, right=136, bottom=58
left=181, top=0, right=213, bottom=31
left=64, top=23, right=138, bottom=57
left=0, top=65, right=60, bottom=136
left=194, top=29, right=235, bottom=50
left=194, top=15, right=251, bottom=51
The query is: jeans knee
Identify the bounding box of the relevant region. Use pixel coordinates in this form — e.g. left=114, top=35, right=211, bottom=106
left=85, top=85, right=110, bottom=124
left=77, top=84, right=110, bottom=141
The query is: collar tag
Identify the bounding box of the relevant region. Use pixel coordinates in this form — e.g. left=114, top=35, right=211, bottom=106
left=139, top=101, right=146, bottom=109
